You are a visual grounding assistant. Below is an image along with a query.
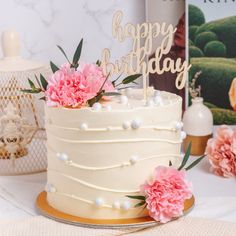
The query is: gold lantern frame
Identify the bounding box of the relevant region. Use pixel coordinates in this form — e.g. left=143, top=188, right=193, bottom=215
left=0, top=69, right=50, bottom=175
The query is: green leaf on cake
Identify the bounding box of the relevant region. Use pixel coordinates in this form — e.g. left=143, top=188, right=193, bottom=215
left=117, top=86, right=135, bottom=91
left=57, top=45, right=71, bottom=65
left=35, top=75, right=42, bottom=89
left=122, top=74, right=142, bottom=85
left=21, top=88, right=42, bottom=94
left=112, top=74, right=122, bottom=86
left=132, top=81, right=138, bottom=85
left=24, top=79, right=42, bottom=94
left=87, top=92, right=104, bottom=107
left=126, top=195, right=146, bottom=201
left=185, top=155, right=206, bottom=171
left=72, top=38, right=83, bottom=68
left=102, top=92, right=121, bottom=96
left=39, top=96, right=46, bottom=101
left=50, top=61, right=59, bottom=73
left=40, top=74, right=48, bottom=90
left=178, top=142, right=192, bottom=170
left=28, top=79, right=36, bottom=90
left=96, top=60, right=101, bottom=67
left=134, top=201, right=146, bottom=208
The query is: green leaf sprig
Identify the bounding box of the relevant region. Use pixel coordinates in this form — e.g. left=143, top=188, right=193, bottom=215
left=178, top=142, right=206, bottom=171
left=22, top=38, right=142, bottom=106
left=126, top=195, right=147, bottom=208
left=21, top=74, right=48, bottom=100
left=56, top=38, right=83, bottom=70
left=22, top=39, right=84, bottom=99
left=112, top=74, right=142, bottom=89
left=87, top=73, right=121, bottom=107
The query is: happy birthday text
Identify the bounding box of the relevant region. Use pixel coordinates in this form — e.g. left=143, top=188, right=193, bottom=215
left=101, top=11, right=191, bottom=90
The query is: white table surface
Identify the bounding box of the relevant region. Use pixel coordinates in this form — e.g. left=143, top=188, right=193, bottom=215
left=0, top=157, right=236, bottom=223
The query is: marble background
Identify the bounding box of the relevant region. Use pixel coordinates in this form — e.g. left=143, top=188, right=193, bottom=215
left=0, top=0, right=145, bottom=65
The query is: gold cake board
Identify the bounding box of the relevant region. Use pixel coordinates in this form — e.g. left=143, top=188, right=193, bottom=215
left=36, top=191, right=195, bottom=229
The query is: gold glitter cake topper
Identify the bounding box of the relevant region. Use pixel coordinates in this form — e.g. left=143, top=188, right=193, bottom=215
left=101, top=10, right=191, bottom=99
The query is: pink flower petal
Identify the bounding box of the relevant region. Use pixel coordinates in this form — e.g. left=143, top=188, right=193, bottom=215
left=206, top=125, right=236, bottom=178
left=46, top=63, right=114, bottom=107
left=141, top=166, right=192, bottom=223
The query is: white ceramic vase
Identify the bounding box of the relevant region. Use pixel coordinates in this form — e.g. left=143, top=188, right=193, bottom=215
left=183, top=97, right=213, bottom=155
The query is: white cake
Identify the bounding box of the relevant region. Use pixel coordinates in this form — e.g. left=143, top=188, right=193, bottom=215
left=45, top=88, right=183, bottom=220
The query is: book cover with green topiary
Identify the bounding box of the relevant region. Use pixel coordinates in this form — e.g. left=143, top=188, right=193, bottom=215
left=187, top=0, right=236, bottom=125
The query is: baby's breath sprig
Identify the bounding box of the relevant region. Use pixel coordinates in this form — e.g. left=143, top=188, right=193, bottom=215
left=189, top=71, right=202, bottom=99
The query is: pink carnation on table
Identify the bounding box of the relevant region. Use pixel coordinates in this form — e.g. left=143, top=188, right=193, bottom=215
left=140, top=166, right=192, bottom=223
left=46, top=64, right=93, bottom=108
left=206, top=125, right=236, bottom=178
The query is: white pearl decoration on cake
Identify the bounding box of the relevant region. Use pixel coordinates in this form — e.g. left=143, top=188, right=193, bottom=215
left=80, top=123, right=88, bottom=130
left=121, top=200, right=131, bottom=210
left=119, top=95, right=128, bottom=104
left=174, top=121, right=183, bottom=131
left=56, top=153, right=68, bottom=162
left=122, top=121, right=131, bottom=130
left=180, top=131, right=187, bottom=140
left=154, top=90, right=161, bottom=97
left=112, top=201, right=121, bottom=209
left=107, top=126, right=112, bottom=131
left=92, top=102, right=102, bottom=111
left=121, top=162, right=127, bottom=167
left=45, top=183, right=56, bottom=193
left=103, top=105, right=112, bottom=111
left=154, top=96, right=164, bottom=106
left=127, top=103, right=133, bottom=109
left=145, top=99, right=155, bottom=107
left=125, top=87, right=132, bottom=97
left=95, top=198, right=104, bottom=207
left=130, top=155, right=139, bottom=165
left=131, top=119, right=142, bottom=129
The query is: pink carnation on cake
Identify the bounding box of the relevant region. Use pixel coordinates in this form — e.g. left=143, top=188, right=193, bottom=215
left=46, top=63, right=114, bottom=108
left=206, top=125, right=236, bottom=178
left=79, top=63, right=114, bottom=95
left=46, top=64, right=91, bottom=107
left=140, top=166, right=192, bottom=223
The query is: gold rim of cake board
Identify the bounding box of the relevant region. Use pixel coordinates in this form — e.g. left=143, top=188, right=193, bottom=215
left=36, top=191, right=195, bottom=229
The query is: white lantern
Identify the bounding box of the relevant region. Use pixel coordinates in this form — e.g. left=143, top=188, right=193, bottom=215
left=0, top=30, right=51, bottom=175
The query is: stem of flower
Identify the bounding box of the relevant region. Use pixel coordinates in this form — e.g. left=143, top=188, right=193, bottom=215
left=98, top=72, right=110, bottom=93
